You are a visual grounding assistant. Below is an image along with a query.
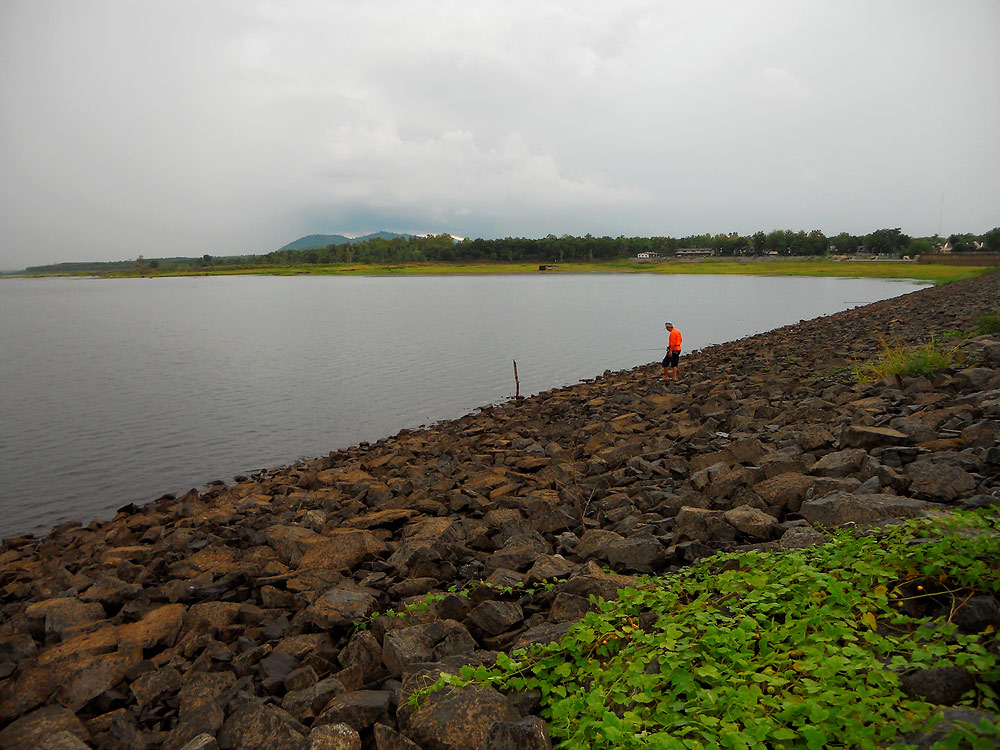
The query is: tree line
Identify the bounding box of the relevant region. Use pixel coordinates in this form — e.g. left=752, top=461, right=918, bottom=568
left=239, top=227, right=1000, bottom=266
left=15, top=227, right=1000, bottom=274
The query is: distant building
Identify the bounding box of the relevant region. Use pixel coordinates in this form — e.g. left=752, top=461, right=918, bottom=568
left=636, top=252, right=661, bottom=260
left=675, top=248, right=714, bottom=257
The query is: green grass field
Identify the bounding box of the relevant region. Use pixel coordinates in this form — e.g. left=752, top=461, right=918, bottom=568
left=12, top=258, right=994, bottom=284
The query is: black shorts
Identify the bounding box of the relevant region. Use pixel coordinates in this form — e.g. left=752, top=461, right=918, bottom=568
left=662, top=351, right=680, bottom=367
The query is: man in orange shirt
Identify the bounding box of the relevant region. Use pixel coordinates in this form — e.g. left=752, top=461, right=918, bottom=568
left=662, top=321, right=682, bottom=381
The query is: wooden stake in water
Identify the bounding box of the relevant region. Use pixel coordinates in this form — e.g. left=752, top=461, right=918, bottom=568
left=513, top=359, right=520, bottom=399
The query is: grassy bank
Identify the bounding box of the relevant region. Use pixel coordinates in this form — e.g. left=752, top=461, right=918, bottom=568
left=8, top=259, right=993, bottom=283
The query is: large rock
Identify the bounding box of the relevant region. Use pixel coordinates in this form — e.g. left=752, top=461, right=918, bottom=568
left=304, top=588, right=377, bottom=630
left=0, top=705, right=89, bottom=749
left=810, top=449, right=868, bottom=478
left=314, top=691, right=393, bottom=732
left=752, top=473, right=815, bottom=513
left=218, top=700, right=309, bottom=750
left=477, top=715, right=552, bottom=750
left=799, top=492, right=938, bottom=528
left=673, top=507, right=736, bottom=544
left=907, top=461, right=977, bottom=501
left=309, top=723, right=362, bottom=750
left=402, top=685, right=520, bottom=750
left=298, top=529, right=386, bottom=572
left=24, top=597, right=105, bottom=638
left=382, top=620, right=477, bottom=674
left=723, top=506, right=779, bottom=539
left=839, top=425, right=911, bottom=450
left=604, top=536, right=670, bottom=573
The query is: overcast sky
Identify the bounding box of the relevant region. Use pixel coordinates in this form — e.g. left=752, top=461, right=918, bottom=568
left=1, top=1, right=997, bottom=269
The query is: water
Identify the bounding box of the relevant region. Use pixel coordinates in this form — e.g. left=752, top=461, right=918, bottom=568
left=0, top=273, right=921, bottom=537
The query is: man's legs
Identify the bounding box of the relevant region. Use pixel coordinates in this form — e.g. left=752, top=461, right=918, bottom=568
left=663, top=366, right=671, bottom=381
left=671, top=365, right=679, bottom=381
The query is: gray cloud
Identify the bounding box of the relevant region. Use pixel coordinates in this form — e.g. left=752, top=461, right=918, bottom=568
left=1, top=0, right=997, bottom=269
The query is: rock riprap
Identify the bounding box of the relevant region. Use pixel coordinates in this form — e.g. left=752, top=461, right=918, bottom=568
left=2, top=273, right=999, bottom=749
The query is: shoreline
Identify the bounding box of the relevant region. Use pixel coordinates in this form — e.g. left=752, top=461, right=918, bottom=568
left=1, top=273, right=998, bottom=748
left=3, top=258, right=993, bottom=284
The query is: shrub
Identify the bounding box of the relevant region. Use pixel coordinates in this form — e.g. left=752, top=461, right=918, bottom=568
left=852, top=341, right=959, bottom=383
left=976, top=308, right=1000, bottom=335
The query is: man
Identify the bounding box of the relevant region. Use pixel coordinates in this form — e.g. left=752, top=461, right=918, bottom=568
left=662, top=321, right=682, bottom=381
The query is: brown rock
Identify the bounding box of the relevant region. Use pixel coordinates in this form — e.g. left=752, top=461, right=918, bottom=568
left=0, top=705, right=90, bottom=749
left=673, top=507, right=736, bottom=544
left=314, top=691, right=393, bottom=732
left=810, top=448, right=868, bottom=478
left=131, top=666, right=182, bottom=706
left=373, top=723, right=422, bottom=750
left=752, top=473, right=815, bottom=513
left=24, top=597, right=105, bottom=638
left=402, top=685, right=520, bottom=750
left=466, top=601, right=524, bottom=636
left=799, top=492, right=938, bottom=528
left=304, top=588, right=377, bottom=630
left=299, top=529, right=386, bottom=572
left=477, top=715, right=552, bottom=750
left=840, top=425, right=912, bottom=450
left=309, top=723, right=362, bottom=750
left=37, top=731, right=91, bottom=750
left=907, top=461, right=977, bottom=501
left=218, top=700, right=309, bottom=750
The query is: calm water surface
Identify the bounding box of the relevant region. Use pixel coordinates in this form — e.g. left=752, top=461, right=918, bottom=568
left=0, top=274, right=922, bottom=537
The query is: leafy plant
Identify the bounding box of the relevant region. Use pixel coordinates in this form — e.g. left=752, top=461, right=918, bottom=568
left=411, top=510, right=1000, bottom=749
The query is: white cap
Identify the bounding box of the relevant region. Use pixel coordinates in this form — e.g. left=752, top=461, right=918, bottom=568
left=664, top=321, right=673, bottom=328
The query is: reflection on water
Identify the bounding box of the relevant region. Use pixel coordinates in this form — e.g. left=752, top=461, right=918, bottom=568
left=0, top=274, right=921, bottom=536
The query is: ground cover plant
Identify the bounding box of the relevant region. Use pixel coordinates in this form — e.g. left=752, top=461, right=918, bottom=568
left=414, top=510, right=1000, bottom=749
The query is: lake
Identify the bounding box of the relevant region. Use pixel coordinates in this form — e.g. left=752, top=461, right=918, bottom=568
left=0, top=273, right=923, bottom=537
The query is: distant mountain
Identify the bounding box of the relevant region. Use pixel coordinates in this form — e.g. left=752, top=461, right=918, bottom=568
left=278, top=231, right=413, bottom=252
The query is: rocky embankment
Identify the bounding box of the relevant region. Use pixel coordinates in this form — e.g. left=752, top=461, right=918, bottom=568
left=2, top=274, right=999, bottom=750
